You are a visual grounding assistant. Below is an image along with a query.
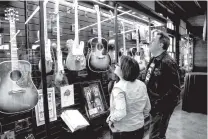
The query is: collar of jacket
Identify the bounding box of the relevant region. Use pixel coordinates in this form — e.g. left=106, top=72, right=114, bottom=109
left=154, top=51, right=167, bottom=62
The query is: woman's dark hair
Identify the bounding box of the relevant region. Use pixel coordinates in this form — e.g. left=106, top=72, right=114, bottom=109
left=120, top=55, right=140, bottom=82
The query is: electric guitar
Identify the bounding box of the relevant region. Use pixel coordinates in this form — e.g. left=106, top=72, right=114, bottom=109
left=108, top=39, right=115, bottom=64
left=0, top=8, right=38, bottom=114
left=65, top=0, right=86, bottom=71
left=53, top=0, right=68, bottom=87
left=117, top=21, right=127, bottom=57
left=108, top=10, right=115, bottom=63
left=87, top=5, right=111, bottom=72
left=121, top=21, right=127, bottom=56
left=38, top=1, right=53, bottom=73
left=133, top=25, right=146, bottom=71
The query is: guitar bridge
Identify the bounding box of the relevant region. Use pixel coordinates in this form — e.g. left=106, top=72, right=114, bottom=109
left=9, top=90, right=26, bottom=95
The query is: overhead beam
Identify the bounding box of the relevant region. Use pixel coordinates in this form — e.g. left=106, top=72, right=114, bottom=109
left=194, top=0, right=201, bottom=8
left=171, top=1, right=186, bottom=12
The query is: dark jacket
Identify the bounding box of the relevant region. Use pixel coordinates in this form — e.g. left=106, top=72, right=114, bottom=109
left=144, top=52, right=181, bottom=114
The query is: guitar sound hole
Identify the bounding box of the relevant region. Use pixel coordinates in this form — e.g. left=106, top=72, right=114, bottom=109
left=97, top=44, right=103, bottom=50
left=10, top=70, right=22, bottom=81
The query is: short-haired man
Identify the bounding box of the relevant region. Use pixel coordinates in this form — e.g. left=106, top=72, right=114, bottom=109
left=144, top=31, right=181, bottom=139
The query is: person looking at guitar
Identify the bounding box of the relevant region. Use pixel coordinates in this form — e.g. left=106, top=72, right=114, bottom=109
left=106, top=55, right=151, bottom=139
left=144, top=31, right=180, bottom=139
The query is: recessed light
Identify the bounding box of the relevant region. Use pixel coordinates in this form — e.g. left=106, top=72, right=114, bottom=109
left=118, top=6, right=123, bottom=9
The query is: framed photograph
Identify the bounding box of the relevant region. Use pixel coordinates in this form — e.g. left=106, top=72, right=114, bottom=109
left=80, top=81, right=108, bottom=120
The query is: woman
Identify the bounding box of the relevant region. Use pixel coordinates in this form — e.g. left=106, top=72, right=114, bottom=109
left=106, top=55, right=151, bottom=139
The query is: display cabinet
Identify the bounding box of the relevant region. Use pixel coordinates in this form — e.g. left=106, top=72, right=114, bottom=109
left=0, top=1, right=167, bottom=139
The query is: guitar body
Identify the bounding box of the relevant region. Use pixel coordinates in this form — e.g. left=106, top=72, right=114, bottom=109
left=66, top=53, right=86, bottom=71
left=66, top=40, right=86, bottom=71
left=108, top=39, right=116, bottom=64
left=0, top=60, right=38, bottom=114
left=87, top=37, right=111, bottom=72
left=38, top=60, right=53, bottom=74
left=38, top=39, right=53, bottom=74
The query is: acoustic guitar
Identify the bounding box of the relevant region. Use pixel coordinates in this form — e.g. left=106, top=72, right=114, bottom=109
left=0, top=8, right=38, bottom=114
left=65, top=0, right=86, bottom=71
left=38, top=1, right=53, bottom=73
left=53, top=0, right=68, bottom=87
left=87, top=5, right=111, bottom=72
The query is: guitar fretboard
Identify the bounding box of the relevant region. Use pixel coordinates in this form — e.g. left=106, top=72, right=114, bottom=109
left=95, top=5, right=102, bottom=44
left=74, top=0, right=79, bottom=45
left=10, top=18, right=19, bottom=69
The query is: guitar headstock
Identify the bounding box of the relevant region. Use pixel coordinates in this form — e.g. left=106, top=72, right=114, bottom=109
left=66, top=39, right=74, bottom=53
left=54, top=0, right=59, bottom=14
left=94, top=5, right=100, bottom=13
left=4, top=8, right=19, bottom=22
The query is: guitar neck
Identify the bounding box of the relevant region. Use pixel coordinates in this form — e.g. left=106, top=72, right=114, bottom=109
left=121, top=22, right=126, bottom=55
left=43, top=2, right=48, bottom=42
left=56, top=1, right=60, bottom=51
left=136, top=28, right=140, bottom=54
left=95, top=5, right=102, bottom=43
left=43, top=2, right=52, bottom=60
left=10, top=20, right=18, bottom=62
left=74, top=0, right=79, bottom=45
left=55, top=1, right=64, bottom=71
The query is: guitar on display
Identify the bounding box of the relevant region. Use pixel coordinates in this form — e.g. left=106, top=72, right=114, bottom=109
left=87, top=5, right=111, bottom=72
left=53, top=0, right=68, bottom=86
left=0, top=8, right=38, bottom=114
left=38, top=0, right=53, bottom=74
left=65, top=0, right=86, bottom=71
left=132, top=25, right=146, bottom=71
left=121, top=21, right=127, bottom=56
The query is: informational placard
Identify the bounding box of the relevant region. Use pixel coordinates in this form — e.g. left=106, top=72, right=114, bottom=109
left=60, top=85, right=74, bottom=108
left=35, top=87, right=57, bottom=126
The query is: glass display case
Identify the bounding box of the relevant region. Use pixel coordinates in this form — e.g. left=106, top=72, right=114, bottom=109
left=179, top=35, right=193, bottom=72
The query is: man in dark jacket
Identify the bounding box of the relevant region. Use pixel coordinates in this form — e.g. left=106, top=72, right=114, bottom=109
left=144, top=31, right=181, bottom=139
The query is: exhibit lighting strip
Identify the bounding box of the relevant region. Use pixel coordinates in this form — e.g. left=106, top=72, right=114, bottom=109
left=92, top=0, right=149, bottom=23
left=25, top=0, right=49, bottom=24
left=116, top=28, right=136, bottom=35
left=79, top=10, right=131, bottom=31
left=10, top=30, right=20, bottom=43
left=56, top=0, right=147, bottom=26
left=25, top=6, right=40, bottom=24
left=25, top=0, right=148, bottom=31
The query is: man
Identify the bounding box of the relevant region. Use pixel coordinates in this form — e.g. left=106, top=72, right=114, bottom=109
left=144, top=31, right=181, bottom=139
